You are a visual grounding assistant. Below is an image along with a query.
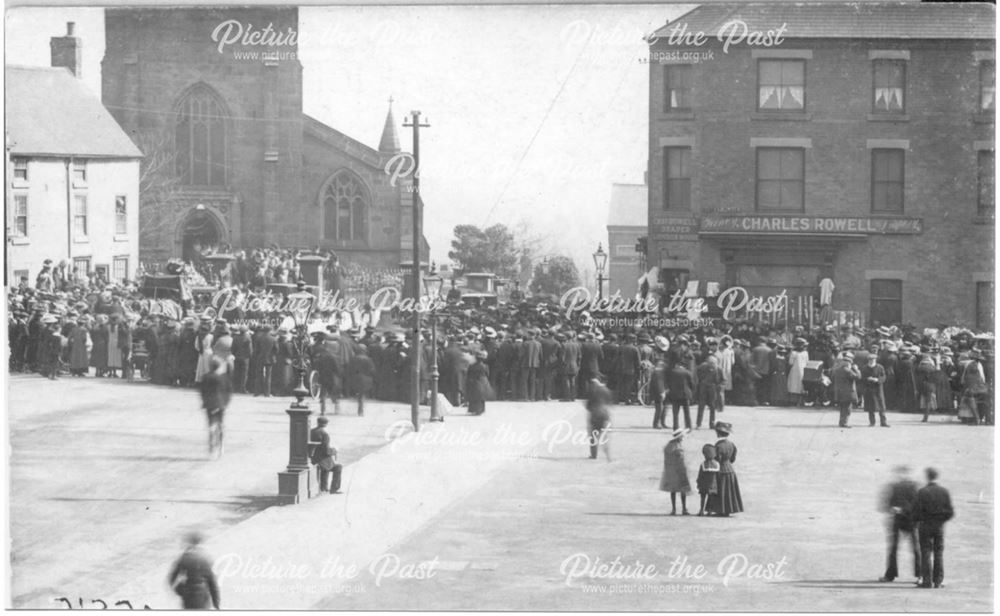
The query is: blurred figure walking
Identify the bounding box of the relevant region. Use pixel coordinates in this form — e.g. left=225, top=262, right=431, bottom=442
left=878, top=465, right=920, bottom=585
left=168, top=531, right=220, bottom=610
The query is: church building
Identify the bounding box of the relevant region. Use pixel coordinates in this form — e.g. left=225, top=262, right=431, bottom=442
left=101, top=7, right=427, bottom=269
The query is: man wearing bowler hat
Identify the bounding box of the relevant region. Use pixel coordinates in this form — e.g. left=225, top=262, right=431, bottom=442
left=860, top=350, right=891, bottom=427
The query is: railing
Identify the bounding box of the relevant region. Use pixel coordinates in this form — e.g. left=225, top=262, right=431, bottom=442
left=746, top=294, right=865, bottom=330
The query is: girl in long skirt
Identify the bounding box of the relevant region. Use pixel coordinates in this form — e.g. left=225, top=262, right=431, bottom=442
left=697, top=443, right=719, bottom=516
left=659, top=428, right=692, bottom=515
left=712, top=422, right=743, bottom=516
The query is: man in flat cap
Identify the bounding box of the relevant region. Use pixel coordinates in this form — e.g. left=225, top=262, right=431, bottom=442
left=309, top=416, right=340, bottom=493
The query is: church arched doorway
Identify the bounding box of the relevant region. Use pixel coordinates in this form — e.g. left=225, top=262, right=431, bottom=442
left=178, top=207, right=225, bottom=262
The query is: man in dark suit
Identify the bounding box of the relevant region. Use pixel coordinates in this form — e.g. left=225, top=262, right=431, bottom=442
left=617, top=334, right=641, bottom=404
left=510, top=333, right=525, bottom=400
left=560, top=333, right=581, bottom=401
left=309, top=416, right=339, bottom=493
left=879, top=465, right=921, bottom=584
left=695, top=355, right=723, bottom=429
left=523, top=330, right=543, bottom=401
left=169, top=532, right=220, bottom=609
left=666, top=360, right=695, bottom=430
left=860, top=352, right=890, bottom=427
left=579, top=332, right=603, bottom=398
left=540, top=330, right=560, bottom=401
left=832, top=352, right=861, bottom=428
left=310, top=332, right=341, bottom=415
left=750, top=338, right=774, bottom=405
left=911, top=467, right=954, bottom=589
left=231, top=324, right=254, bottom=394
left=251, top=324, right=277, bottom=396
left=495, top=334, right=515, bottom=401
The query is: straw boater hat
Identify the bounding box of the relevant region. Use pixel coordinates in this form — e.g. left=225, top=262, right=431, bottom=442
left=671, top=427, right=690, bottom=439
left=654, top=336, right=670, bottom=353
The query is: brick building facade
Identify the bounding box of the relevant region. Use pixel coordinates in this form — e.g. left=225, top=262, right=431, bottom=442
left=647, top=3, right=995, bottom=329
left=101, top=7, right=425, bottom=269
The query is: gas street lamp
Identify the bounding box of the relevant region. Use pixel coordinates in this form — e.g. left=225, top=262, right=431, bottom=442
left=592, top=243, right=608, bottom=301
left=277, top=281, right=317, bottom=504
left=424, top=264, right=445, bottom=422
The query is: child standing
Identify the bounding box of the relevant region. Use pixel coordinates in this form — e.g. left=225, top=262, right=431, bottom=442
left=659, top=428, right=692, bottom=515
left=697, top=443, right=720, bottom=516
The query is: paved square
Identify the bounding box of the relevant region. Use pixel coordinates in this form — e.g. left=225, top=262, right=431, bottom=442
left=8, top=375, right=993, bottom=611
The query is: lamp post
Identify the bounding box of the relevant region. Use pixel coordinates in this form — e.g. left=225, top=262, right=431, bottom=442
left=403, top=110, right=430, bottom=433
left=277, top=282, right=316, bottom=505
left=593, top=243, right=608, bottom=301
left=424, top=264, right=445, bottom=422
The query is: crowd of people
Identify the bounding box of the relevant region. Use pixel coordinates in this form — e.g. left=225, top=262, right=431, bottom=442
left=154, top=242, right=405, bottom=299
left=8, top=256, right=996, bottom=432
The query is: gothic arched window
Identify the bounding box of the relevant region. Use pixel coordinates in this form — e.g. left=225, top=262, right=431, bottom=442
left=175, top=84, right=228, bottom=186
left=321, top=171, right=369, bottom=242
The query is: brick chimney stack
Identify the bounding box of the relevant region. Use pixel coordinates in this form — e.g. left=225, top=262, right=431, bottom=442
left=50, top=21, right=81, bottom=77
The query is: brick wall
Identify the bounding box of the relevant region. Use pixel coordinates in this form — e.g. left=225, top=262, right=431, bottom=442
left=648, top=36, right=995, bottom=327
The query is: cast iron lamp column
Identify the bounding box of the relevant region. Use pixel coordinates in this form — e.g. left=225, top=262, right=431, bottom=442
left=277, top=286, right=317, bottom=504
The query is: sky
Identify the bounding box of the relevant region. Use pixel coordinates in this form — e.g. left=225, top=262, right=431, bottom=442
left=5, top=4, right=691, bottom=282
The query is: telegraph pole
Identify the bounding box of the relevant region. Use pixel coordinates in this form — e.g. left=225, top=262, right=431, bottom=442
left=404, top=110, right=429, bottom=432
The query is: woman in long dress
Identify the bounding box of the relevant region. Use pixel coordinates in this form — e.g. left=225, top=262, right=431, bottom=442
left=786, top=338, right=810, bottom=406
left=466, top=350, right=492, bottom=415
left=68, top=317, right=92, bottom=376
left=896, top=349, right=918, bottom=413
left=770, top=345, right=790, bottom=406
left=659, top=428, right=692, bottom=515
left=712, top=422, right=743, bottom=516
left=90, top=315, right=109, bottom=376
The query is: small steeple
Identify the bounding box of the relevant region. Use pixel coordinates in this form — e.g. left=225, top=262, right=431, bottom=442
left=378, top=96, right=401, bottom=154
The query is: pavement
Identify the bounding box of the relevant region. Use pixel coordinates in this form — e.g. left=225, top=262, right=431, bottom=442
left=8, top=373, right=458, bottom=608
left=8, top=374, right=995, bottom=611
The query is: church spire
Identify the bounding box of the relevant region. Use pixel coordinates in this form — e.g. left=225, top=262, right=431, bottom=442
left=378, top=96, right=401, bottom=154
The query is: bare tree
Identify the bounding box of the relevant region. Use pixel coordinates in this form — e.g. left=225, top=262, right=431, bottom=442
left=511, top=218, right=550, bottom=287
left=133, top=130, right=183, bottom=244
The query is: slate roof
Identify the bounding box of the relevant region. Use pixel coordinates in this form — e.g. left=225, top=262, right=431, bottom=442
left=5, top=65, right=142, bottom=158
left=650, top=2, right=996, bottom=42
left=607, top=183, right=648, bottom=227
